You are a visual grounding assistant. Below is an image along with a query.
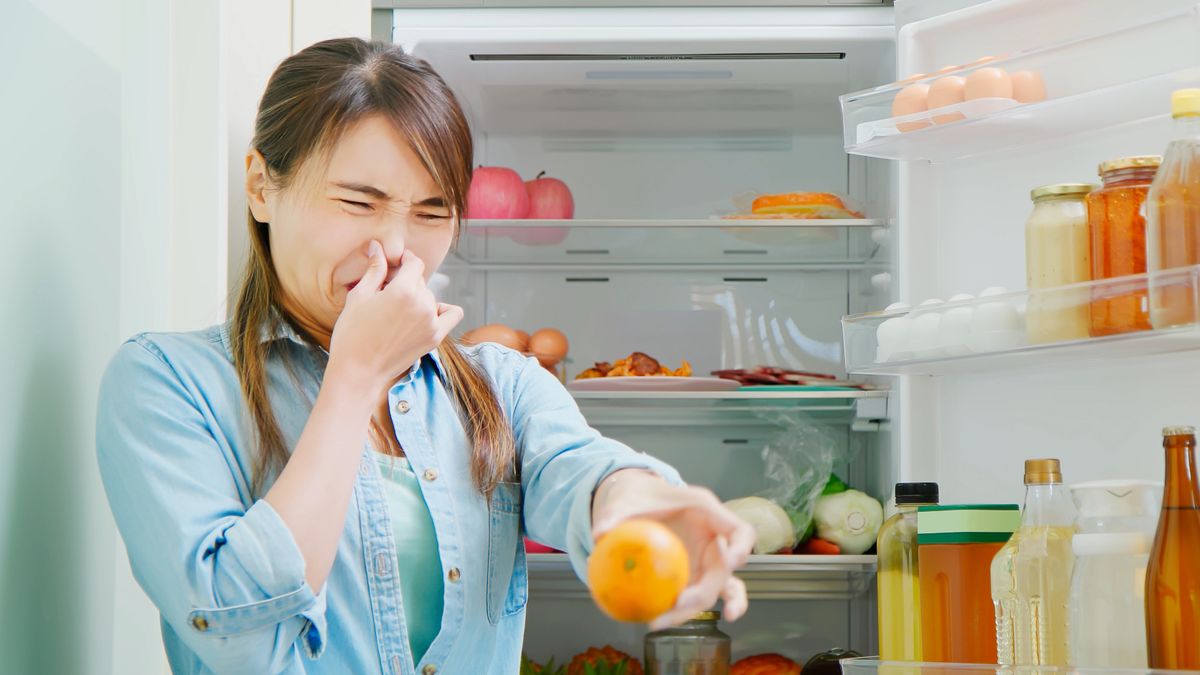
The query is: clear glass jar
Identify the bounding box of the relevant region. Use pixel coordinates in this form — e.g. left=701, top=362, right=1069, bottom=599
left=1087, top=156, right=1160, bottom=337
left=1025, top=183, right=1095, bottom=344
left=644, top=611, right=731, bottom=675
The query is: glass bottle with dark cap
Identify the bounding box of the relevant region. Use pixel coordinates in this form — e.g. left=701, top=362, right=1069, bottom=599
left=1146, top=426, right=1200, bottom=668
left=991, top=458, right=1076, bottom=666
left=877, top=482, right=939, bottom=660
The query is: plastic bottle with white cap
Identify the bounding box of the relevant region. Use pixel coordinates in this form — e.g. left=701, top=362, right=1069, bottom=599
left=1067, top=479, right=1161, bottom=668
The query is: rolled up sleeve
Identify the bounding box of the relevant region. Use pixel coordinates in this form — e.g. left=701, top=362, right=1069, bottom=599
left=508, top=354, right=684, bottom=582
left=96, top=339, right=325, bottom=674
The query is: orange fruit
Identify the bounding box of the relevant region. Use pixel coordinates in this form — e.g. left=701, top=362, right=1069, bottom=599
left=587, top=519, right=689, bottom=623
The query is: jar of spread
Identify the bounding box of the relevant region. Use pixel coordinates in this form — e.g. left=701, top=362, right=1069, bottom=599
left=644, top=611, right=731, bottom=675
left=1025, top=183, right=1095, bottom=344
left=1087, top=156, right=1160, bottom=337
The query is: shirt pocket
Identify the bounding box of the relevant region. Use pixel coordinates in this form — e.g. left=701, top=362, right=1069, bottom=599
left=485, top=481, right=528, bottom=624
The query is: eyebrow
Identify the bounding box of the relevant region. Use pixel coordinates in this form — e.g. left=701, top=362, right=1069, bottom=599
left=331, top=181, right=447, bottom=207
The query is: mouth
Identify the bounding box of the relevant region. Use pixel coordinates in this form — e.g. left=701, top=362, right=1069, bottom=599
left=345, top=280, right=359, bottom=292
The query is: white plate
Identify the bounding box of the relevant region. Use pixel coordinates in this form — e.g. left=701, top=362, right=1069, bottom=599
left=566, top=376, right=741, bottom=392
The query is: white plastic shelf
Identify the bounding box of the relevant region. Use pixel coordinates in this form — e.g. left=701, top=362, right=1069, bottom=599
left=454, top=218, right=887, bottom=267
left=527, top=553, right=876, bottom=601
left=571, top=389, right=889, bottom=429
left=839, top=2, right=1200, bottom=162
left=842, top=267, right=1200, bottom=377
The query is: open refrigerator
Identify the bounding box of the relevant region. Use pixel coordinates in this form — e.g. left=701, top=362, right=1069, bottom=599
left=381, top=0, right=1200, bottom=667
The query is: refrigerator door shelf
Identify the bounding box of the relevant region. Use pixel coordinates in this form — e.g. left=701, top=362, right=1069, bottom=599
left=527, top=553, right=877, bottom=600
left=843, top=658, right=1200, bottom=675
left=839, top=1, right=1200, bottom=161
left=842, top=265, right=1200, bottom=376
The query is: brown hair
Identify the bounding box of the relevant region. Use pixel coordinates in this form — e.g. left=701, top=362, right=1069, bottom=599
left=230, top=37, right=514, bottom=499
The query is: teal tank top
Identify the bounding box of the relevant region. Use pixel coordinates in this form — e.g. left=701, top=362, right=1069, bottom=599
left=372, top=452, right=444, bottom=664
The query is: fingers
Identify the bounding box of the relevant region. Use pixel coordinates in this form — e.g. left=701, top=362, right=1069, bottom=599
left=649, top=536, right=731, bottom=631
left=433, top=303, right=464, bottom=340
left=351, top=240, right=388, bottom=297
left=691, top=490, right=756, bottom=570
left=720, top=575, right=749, bottom=622
left=386, top=249, right=426, bottom=291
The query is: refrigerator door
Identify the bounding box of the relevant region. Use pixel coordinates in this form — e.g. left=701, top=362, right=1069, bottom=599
left=881, top=0, right=1200, bottom=501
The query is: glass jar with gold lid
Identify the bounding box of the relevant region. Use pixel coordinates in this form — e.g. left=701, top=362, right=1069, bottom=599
left=1088, top=155, right=1161, bottom=337
left=1026, top=183, right=1096, bottom=344
left=644, top=610, right=731, bottom=675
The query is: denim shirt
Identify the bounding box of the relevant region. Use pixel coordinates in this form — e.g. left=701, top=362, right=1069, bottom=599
left=95, top=322, right=683, bottom=675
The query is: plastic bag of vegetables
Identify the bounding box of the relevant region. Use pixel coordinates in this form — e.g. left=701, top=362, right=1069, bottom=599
left=745, top=411, right=841, bottom=544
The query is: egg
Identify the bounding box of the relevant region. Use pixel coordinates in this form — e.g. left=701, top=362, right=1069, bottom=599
left=928, top=76, right=967, bottom=124
left=513, top=329, right=531, bottom=352
left=528, top=328, right=569, bottom=367
left=462, top=323, right=524, bottom=350
left=892, top=83, right=932, bottom=133
left=910, top=299, right=946, bottom=358
left=1011, top=70, right=1046, bottom=103
left=941, top=294, right=976, bottom=355
left=969, top=292, right=1024, bottom=353
left=896, top=72, right=927, bottom=85
left=965, top=67, right=1013, bottom=100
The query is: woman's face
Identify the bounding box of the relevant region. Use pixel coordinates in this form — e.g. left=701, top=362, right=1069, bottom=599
left=245, top=114, right=456, bottom=339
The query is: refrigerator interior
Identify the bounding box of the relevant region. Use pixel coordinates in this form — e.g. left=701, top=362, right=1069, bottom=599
left=392, top=6, right=897, bottom=664
left=886, top=0, right=1200, bottom=504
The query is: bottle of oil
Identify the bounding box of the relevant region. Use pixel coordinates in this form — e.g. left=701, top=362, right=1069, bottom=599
left=1147, top=89, right=1200, bottom=329
left=877, top=482, right=939, bottom=660
left=1146, top=426, right=1200, bottom=669
left=991, top=459, right=1076, bottom=666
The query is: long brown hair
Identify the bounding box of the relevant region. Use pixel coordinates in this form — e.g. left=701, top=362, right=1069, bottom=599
left=231, top=37, right=514, bottom=499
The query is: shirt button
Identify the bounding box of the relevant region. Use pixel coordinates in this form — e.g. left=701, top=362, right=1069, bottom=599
left=395, top=400, right=411, bottom=414
left=447, top=567, right=461, bottom=583
left=422, top=664, right=438, bottom=675
left=190, top=616, right=209, bottom=632
left=423, top=468, right=439, bottom=482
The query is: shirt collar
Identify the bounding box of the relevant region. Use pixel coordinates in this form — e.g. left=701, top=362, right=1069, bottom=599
left=253, top=313, right=449, bottom=384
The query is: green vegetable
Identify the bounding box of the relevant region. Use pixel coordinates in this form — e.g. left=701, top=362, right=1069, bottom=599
left=800, top=473, right=850, bottom=542
left=812, top=488, right=884, bottom=555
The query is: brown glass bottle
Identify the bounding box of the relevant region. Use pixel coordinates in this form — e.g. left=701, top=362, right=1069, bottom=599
left=1146, top=426, right=1200, bottom=668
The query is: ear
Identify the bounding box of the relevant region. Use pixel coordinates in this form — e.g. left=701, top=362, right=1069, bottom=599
left=245, top=149, right=272, bottom=223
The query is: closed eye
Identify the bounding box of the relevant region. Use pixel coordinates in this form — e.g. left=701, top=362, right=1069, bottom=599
left=339, top=199, right=373, bottom=212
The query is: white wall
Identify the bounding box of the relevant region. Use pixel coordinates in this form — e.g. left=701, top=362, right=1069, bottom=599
left=0, top=1, right=366, bottom=673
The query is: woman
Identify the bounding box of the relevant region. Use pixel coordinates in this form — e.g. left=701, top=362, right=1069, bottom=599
left=96, top=38, right=753, bottom=675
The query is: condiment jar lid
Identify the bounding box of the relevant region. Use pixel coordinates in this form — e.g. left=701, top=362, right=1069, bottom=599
left=917, top=504, right=1020, bottom=544
left=1163, top=425, right=1196, bottom=437
left=1172, top=88, right=1200, bottom=118
left=895, top=482, right=939, bottom=505
left=691, top=610, right=720, bottom=621
left=1025, top=458, right=1062, bottom=485
left=1030, top=183, right=1095, bottom=201
left=1098, top=155, right=1162, bottom=175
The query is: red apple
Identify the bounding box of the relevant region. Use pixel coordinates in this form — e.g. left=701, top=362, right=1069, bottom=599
left=465, top=166, right=530, bottom=219
left=525, top=171, right=574, bottom=219
left=524, top=537, right=561, bottom=554
left=513, top=170, right=572, bottom=245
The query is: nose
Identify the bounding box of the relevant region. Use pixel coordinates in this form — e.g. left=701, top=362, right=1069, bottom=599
left=376, top=224, right=407, bottom=271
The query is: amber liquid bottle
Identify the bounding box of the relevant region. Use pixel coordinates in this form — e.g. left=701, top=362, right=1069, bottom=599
left=1146, top=426, right=1200, bottom=668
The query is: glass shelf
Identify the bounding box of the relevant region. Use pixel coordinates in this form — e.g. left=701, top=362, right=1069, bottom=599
left=527, top=553, right=876, bottom=600
left=841, top=267, right=1200, bottom=377
left=840, top=658, right=1200, bottom=675
left=572, top=389, right=889, bottom=429
left=839, top=2, right=1200, bottom=162
left=454, top=218, right=887, bottom=267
